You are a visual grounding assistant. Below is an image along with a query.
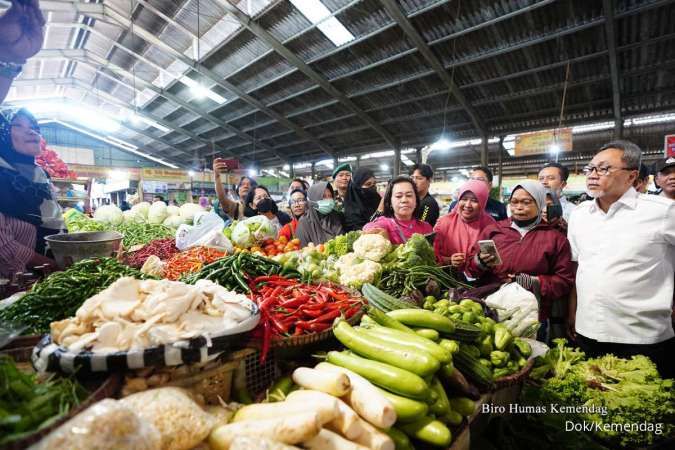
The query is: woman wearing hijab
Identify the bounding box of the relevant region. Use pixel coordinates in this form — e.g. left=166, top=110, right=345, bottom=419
left=434, top=180, right=496, bottom=271
left=0, top=109, right=61, bottom=276
left=296, top=181, right=343, bottom=247
left=212, top=159, right=256, bottom=220
left=343, top=167, right=381, bottom=232
left=466, top=180, right=575, bottom=342
left=362, top=176, right=432, bottom=245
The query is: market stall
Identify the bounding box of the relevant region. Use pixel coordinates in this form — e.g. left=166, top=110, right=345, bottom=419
left=0, top=223, right=672, bottom=450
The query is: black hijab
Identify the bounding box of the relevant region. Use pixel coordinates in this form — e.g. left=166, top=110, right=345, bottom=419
left=344, top=167, right=381, bottom=232
left=0, top=110, right=56, bottom=227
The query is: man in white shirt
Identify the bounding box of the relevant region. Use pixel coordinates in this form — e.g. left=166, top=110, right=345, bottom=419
left=568, top=140, right=674, bottom=378
left=538, top=162, right=574, bottom=221
left=654, top=157, right=675, bottom=200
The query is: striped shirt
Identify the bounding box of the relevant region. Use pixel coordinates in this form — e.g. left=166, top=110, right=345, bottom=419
left=0, top=213, right=37, bottom=278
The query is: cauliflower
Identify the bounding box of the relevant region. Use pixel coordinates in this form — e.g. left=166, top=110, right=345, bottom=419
left=352, top=233, right=392, bottom=262
left=335, top=253, right=382, bottom=289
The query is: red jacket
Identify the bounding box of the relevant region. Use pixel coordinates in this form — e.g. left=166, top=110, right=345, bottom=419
left=466, top=219, right=575, bottom=321
left=278, top=218, right=298, bottom=241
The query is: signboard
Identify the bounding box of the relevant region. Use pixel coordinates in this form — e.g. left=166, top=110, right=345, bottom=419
left=68, top=164, right=141, bottom=180
left=141, top=168, right=190, bottom=182
left=142, top=180, right=168, bottom=193
left=514, top=128, right=573, bottom=157
left=664, top=135, right=675, bottom=157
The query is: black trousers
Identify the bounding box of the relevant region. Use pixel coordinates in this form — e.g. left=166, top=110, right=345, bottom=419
left=575, top=333, right=674, bottom=379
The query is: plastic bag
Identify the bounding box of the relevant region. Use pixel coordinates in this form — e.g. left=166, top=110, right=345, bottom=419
left=175, top=212, right=233, bottom=253
left=230, top=215, right=276, bottom=248
left=31, top=398, right=161, bottom=450
left=484, top=282, right=539, bottom=323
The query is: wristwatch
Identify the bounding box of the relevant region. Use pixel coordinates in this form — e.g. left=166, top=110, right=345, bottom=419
left=0, top=60, right=23, bottom=79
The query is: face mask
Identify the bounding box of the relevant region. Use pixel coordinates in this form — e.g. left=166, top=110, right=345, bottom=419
left=315, top=199, right=335, bottom=214
left=513, top=216, right=539, bottom=227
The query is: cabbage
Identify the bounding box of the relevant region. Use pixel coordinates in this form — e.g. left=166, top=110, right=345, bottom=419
left=93, top=204, right=124, bottom=226
left=166, top=205, right=180, bottom=216
left=148, top=201, right=168, bottom=224
left=230, top=216, right=276, bottom=248
left=131, top=201, right=151, bottom=219
left=179, top=203, right=204, bottom=224
left=122, top=209, right=145, bottom=224
left=163, top=215, right=186, bottom=228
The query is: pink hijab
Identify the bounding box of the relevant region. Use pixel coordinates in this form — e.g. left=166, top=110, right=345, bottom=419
left=434, top=180, right=496, bottom=263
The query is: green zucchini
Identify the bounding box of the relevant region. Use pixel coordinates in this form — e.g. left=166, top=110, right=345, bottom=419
left=367, top=305, right=414, bottom=333
left=429, top=377, right=451, bottom=416
left=454, top=346, right=494, bottom=388
left=333, top=319, right=440, bottom=376
left=400, top=417, right=452, bottom=447
left=449, top=397, right=476, bottom=417
left=414, top=328, right=440, bottom=341
left=387, top=309, right=456, bottom=333
left=375, top=386, right=428, bottom=423
left=442, top=410, right=463, bottom=426
left=358, top=326, right=451, bottom=363
left=363, top=283, right=417, bottom=312
left=385, top=427, right=414, bottom=450
left=326, top=351, right=430, bottom=400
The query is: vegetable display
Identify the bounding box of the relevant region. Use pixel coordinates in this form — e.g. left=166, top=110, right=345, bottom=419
left=164, top=246, right=227, bottom=281
left=0, top=258, right=152, bottom=334
left=0, top=356, right=87, bottom=446
left=527, top=339, right=674, bottom=448
left=182, top=253, right=299, bottom=292
left=247, top=236, right=301, bottom=257
left=124, top=238, right=179, bottom=268
left=115, top=222, right=175, bottom=248
left=248, top=276, right=363, bottom=361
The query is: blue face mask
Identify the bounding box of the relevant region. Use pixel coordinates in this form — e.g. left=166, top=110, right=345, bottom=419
left=315, top=199, right=335, bottom=214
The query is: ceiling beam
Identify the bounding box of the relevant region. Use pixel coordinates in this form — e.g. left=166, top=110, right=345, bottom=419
left=217, top=0, right=400, bottom=150
left=603, top=0, right=623, bottom=138
left=379, top=0, right=485, bottom=135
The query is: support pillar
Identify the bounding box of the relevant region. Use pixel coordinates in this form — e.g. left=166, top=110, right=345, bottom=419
left=393, top=147, right=401, bottom=177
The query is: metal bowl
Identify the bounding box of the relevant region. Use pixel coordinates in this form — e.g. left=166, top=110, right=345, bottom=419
left=45, top=231, right=123, bottom=268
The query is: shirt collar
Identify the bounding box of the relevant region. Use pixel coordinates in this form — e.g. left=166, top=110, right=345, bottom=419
left=589, top=187, right=639, bottom=214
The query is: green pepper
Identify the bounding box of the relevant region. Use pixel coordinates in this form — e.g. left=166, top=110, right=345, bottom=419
left=434, top=306, right=449, bottom=317
left=438, top=339, right=460, bottom=355
left=462, top=311, right=477, bottom=324
left=423, top=298, right=436, bottom=310
left=479, top=358, right=492, bottom=369
left=434, top=299, right=450, bottom=309
left=513, top=338, right=532, bottom=358
left=493, top=367, right=511, bottom=378
left=479, top=335, right=493, bottom=357
left=450, top=312, right=462, bottom=321
left=490, top=350, right=510, bottom=368
left=448, top=305, right=463, bottom=314
left=493, top=323, right=514, bottom=351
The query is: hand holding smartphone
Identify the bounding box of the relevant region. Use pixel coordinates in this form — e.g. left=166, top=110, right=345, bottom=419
left=478, top=239, right=502, bottom=266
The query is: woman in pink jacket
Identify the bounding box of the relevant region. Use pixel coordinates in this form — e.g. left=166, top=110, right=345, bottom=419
left=434, top=180, right=496, bottom=271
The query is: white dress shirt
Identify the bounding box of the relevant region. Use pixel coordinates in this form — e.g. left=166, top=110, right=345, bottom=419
left=568, top=187, right=675, bottom=344
left=560, top=195, right=575, bottom=222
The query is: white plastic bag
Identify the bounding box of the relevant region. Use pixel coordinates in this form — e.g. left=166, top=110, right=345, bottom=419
left=175, top=212, right=233, bottom=253
left=484, top=282, right=539, bottom=323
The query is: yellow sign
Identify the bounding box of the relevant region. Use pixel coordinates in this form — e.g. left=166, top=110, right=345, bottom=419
left=68, top=164, right=141, bottom=180
left=514, top=128, right=572, bottom=157
left=141, top=168, right=192, bottom=182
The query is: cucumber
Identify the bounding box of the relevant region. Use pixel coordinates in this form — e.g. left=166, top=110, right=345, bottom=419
left=385, top=427, right=414, bottom=450
left=358, top=326, right=451, bottom=363
left=367, top=305, right=414, bottom=333
left=387, top=309, right=456, bottom=333
left=326, top=351, right=430, bottom=400
left=363, top=283, right=417, bottom=312
left=375, top=386, right=429, bottom=423
left=429, top=377, right=451, bottom=416
left=442, top=410, right=463, bottom=426
left=333, top=319, right=440, bottom=376
left=414, top=328, right=440, bottom=341
left=449, top=397, right=476, bottom=417
left=400, top=417, right=452, bottom=447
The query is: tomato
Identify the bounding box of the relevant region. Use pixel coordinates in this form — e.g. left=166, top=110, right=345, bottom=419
left=250, top=246, right=262, bottom=253
left=276, top=244, right=285, bottom=252
left=278, top=236, right=288, bottom=244
left=291, top=238, right=301, bottom=246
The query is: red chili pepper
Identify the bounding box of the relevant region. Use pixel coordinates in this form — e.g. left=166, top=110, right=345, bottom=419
left=307, top=309, right=341, bottom=324
left=279, top=296, right=308, bottom=309
left=260, top=319, right=271, bottom=363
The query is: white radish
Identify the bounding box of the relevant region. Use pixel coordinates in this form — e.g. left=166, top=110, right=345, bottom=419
left=315, top=362, right=397, bottom=428
left=232, top=399, right=338, bottom=425
left=285, top=390, right=364, bottom=440
left=209, top=412, right=321, bottom=449
left=303, top=429, right=370, bottom=450
left=230, top=436, right=301, bottom=450
left=352, top=418, right=395, bottom=450
left=292, top=367, right=351, bottom=397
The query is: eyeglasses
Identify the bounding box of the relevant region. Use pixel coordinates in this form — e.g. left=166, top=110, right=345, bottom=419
left=290, top=199, right=306, bottom=205
left=582, top=165, right=637, bottom=176
left=469, top=176, right=488, bottom=182
left=509, top=199, right=535, bottom=207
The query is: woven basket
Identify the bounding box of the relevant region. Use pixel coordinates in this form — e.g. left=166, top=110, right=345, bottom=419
left=493, top=359, right=535, bottom=389
left=0, top=334, right=41, bottom=351
left=0, top=348, right=121, bottom=450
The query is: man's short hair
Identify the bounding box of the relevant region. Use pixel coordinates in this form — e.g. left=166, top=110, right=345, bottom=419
left=472, top=166, right=493, bottom=183
left=598, top=140, right=642, bottom=169
left=410, top=164, right=434, bottom=179
left=542, top=162, right=569, bottom=182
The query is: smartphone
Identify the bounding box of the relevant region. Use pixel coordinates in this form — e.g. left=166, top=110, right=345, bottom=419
left=478, top=240, right=502, bottom=265
left=214, top=158, right=240, bottom=171
left=546, top=204, right=563, bottom=222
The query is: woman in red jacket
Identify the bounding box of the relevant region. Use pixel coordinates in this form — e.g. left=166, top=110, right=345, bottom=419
left=466, top=180, right=575, bottom=341
left=278, top=189, right=307, bottom=241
